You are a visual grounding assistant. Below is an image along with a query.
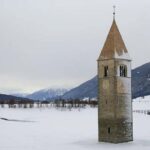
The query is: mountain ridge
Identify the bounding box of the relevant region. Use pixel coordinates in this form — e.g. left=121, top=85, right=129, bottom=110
left=0, top=94, right=32, bottom=102
left=26, top=88, right=68, bottom=101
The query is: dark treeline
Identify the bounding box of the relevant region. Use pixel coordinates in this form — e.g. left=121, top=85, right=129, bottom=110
left=54, top=98, right=97, bottom=108
left=133, top=109, right=150, bottom=115
left=0, top=99, right=34, bottom=108
left=0, top=98, right=97, bottom=109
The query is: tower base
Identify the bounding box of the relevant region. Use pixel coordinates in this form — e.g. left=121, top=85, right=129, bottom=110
left=98, top=120, right=133, bottom=143
left=99, top=137, right=133, bottom=144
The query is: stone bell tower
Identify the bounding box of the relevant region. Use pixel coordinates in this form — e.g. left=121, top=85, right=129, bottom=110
left=97, top=9, right=133, bottom=143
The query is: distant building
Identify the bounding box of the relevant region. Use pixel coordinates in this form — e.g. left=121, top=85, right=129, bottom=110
left=97, top=11, right=133, bottom=143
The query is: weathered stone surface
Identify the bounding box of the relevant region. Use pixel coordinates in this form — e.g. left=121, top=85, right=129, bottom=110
left=98, top=19, right=133, bottom=143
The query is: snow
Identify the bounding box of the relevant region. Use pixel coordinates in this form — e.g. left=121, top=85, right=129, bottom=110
left=114, top=50, right=131, bottom=60
left=133, top=96, right=150, bottom=110
left=0, top=97, right=150, bottom=150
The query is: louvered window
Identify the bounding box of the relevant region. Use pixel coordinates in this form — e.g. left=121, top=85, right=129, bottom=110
left=120, top=65, right=127, bottom=77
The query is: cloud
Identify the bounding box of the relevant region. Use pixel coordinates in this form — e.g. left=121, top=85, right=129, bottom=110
left=0, top=0, right=150, bottom=93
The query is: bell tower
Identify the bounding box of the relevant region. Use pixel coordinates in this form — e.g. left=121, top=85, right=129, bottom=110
left=97, top=9, right=133, bottom=143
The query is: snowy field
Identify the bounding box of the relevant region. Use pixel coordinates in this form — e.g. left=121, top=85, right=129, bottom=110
left=1, top=96, right=150, bottom=150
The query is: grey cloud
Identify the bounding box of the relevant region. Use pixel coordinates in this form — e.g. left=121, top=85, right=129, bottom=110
left=0, top=0, right=150, bottom=93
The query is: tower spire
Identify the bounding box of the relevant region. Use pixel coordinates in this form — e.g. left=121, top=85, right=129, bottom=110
left=98, top=8, right=131, bottom=60
left=113, top=5, right=116, bottom=20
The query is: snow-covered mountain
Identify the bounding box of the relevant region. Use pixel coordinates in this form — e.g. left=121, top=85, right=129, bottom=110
left=12, top=93, right=29, bottom=98
left=26, top=88, right=68, bottom=101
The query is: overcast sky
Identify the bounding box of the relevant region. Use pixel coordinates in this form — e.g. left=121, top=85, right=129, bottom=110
left=0, top=0, right=150, bottom=94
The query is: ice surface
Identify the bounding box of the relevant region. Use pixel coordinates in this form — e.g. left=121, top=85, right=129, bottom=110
left=133, top=96, right=150, bottom=110
left=0, top=98, right=150, bottom=150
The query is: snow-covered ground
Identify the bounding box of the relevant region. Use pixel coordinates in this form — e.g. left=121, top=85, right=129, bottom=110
left=0, top=96, right=150, bottom=150
left=133, top=96, right=150, bottom=110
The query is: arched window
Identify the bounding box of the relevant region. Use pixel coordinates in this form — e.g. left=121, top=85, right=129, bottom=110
left=119, top=65, right=127, bottom=77
left=104, top=66, right=109, bottom=77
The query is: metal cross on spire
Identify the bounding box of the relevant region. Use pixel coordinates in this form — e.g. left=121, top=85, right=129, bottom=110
left=113, top=5, right=116, bottom=20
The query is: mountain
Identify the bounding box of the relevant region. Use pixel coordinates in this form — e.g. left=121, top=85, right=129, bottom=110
left=12, top=93, right=28, bottom=98
left=62, top=77, right=97, bottom=100
left=26, top=88, right=68, bottom=101
left=132, top=62, right=150, bottom=98
left=0, top=94, right=32, bottom=102
left=62, top=62, right=150, bottom=99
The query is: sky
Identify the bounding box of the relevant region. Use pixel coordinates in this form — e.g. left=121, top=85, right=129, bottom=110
left=0, top=0, right=150, bottom=94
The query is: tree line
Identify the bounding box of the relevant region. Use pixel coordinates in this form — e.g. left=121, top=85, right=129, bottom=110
left=0, top=98, right=97, bottom=109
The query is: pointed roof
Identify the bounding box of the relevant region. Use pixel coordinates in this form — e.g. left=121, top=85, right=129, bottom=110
left=98, top=19, right=131, bottom=60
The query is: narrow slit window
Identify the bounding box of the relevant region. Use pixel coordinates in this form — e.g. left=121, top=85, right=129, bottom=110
left=108, top=127, right=110, bottom=134
left=104, top=66, right=109, bottom=77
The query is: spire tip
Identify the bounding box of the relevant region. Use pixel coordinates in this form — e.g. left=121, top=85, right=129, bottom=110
left=113, top=5, right=116, bottom=20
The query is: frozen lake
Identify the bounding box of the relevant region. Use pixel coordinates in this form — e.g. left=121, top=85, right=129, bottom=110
left=0, top=98, right=150, bottom=150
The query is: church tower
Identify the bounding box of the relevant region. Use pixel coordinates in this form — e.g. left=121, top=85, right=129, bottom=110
left=97, top=10, right=133, bottom=143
